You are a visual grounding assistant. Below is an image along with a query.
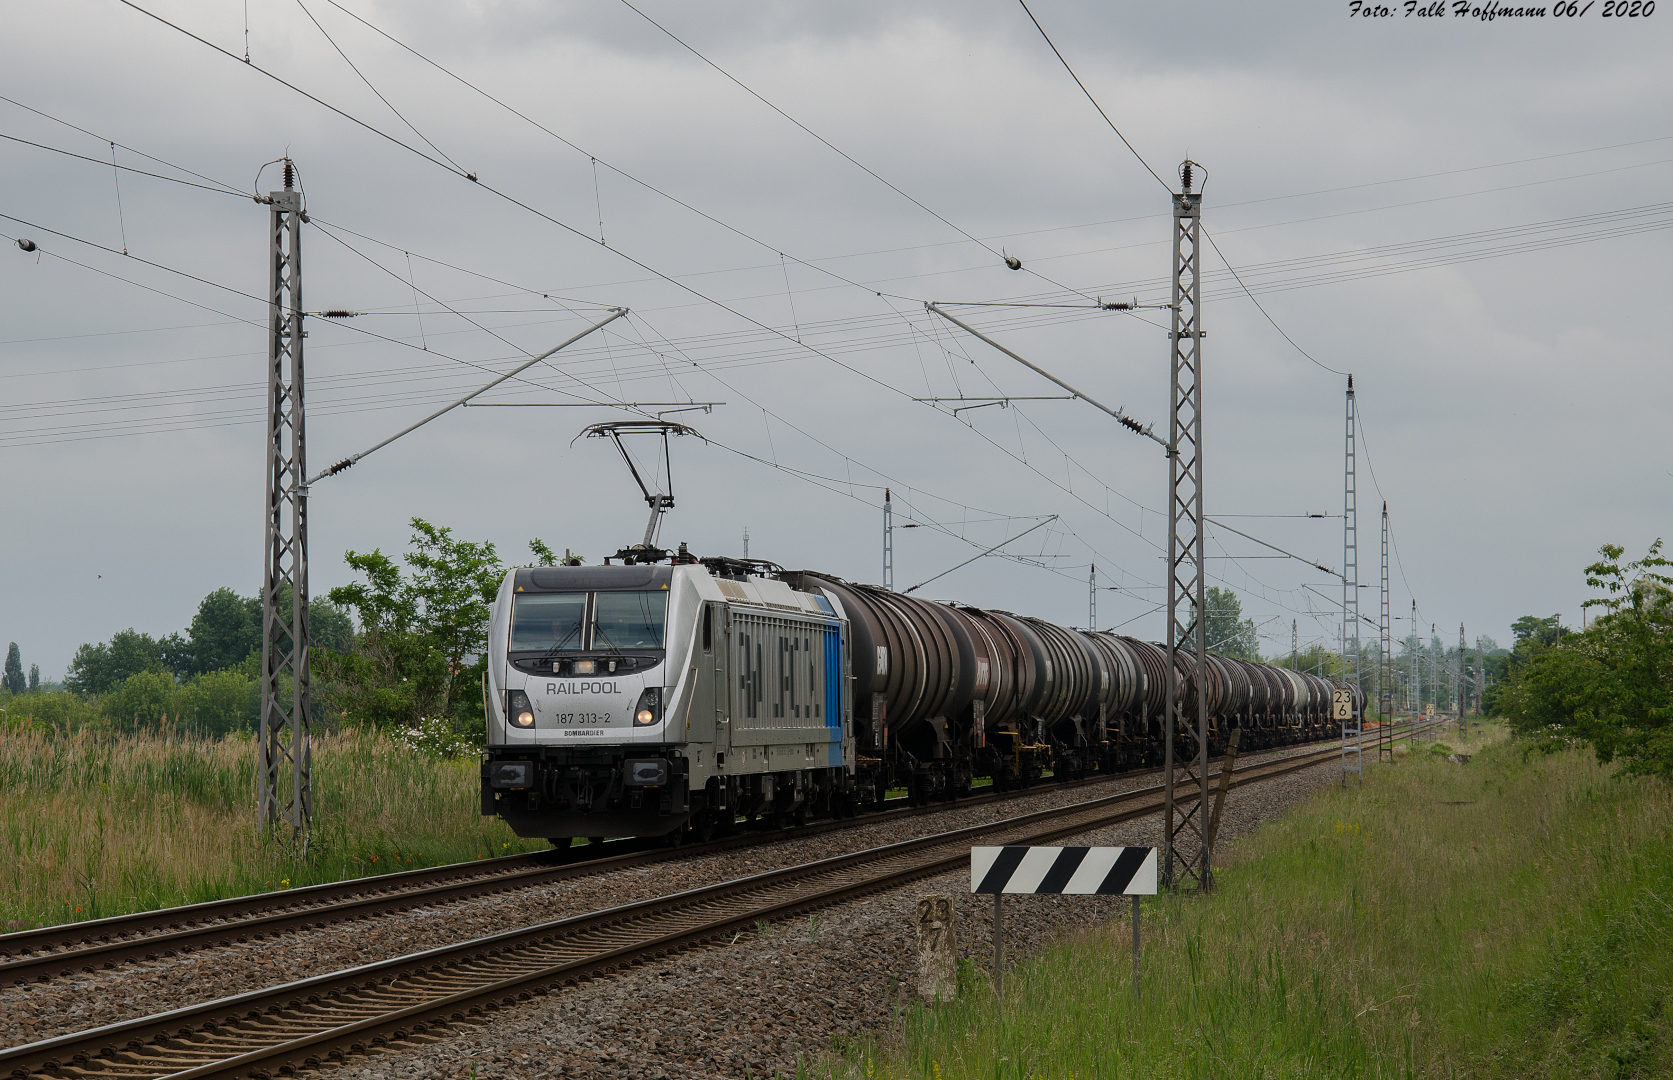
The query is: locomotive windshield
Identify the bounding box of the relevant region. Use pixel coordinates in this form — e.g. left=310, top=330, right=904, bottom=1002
left=592, top=591, right=667, bottom=651
left=508, top=590, right=667, bottom=653
left=509, top=593, right=587, bottom=653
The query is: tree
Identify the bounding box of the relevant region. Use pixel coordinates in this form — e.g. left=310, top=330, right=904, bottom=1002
left=1203, top=587, right=1260, bottom=661
left=27, top=664, right=39, bottom=692
left=161, top=586, right=354, bottom=679
left=1499, top=541, right=1673, bottom=781
left=319, top=520, right=558, bottom=732
left=107, top=669, right=180, bottom=727
left=1511, top=615, right=1569, bottom=647
left=182, top=587, right=261, bottom=675
left=3, top=643, right=23, bottom=696
left=64, top=629, right=167, bottom=695
left=311, top=599, right=355, bottom=654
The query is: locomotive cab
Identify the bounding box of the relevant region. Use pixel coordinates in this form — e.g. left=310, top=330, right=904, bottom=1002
left=480, top=560, right=854, bottom=842
left=482, top=564, right=694, bottom=839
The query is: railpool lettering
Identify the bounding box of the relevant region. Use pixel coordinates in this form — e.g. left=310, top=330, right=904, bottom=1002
left=543, top=681, right=623, bottom=695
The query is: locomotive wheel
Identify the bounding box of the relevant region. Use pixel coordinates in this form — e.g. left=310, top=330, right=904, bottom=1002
left=694, top=812, right=717, bottom=844
left=588, top=835, right=606, bottom=846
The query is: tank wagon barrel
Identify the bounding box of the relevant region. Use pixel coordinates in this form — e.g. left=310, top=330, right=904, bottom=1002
left=477, top=556, right=1368, bottom=841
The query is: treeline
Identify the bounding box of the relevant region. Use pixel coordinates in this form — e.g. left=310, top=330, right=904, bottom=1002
left=3, top=642, right=42, bottom=695
left=1493, top=541, right=1672, bottom=781
left=0, top=519, right=564, bottom=746
left=1, top=588, right=355, bottom=737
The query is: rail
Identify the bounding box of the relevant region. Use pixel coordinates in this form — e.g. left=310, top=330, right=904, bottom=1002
left=0, top=734, right=1423, bottom=1080
left=0, top=728, right=1411, bottom=987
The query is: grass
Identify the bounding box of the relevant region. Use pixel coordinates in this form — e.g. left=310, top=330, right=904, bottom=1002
left=810, top=725, right=1673, bottom=1080
left=0, top=725, right=546, bottom=930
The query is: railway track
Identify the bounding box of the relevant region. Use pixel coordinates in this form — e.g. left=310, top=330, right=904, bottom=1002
left=0, top=738, right=1378, bottom=1080
left=0, top=728, right=1407, bottom=988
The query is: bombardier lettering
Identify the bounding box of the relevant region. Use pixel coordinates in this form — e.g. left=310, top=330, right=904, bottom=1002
left=544, top=681, right=623, bottom=695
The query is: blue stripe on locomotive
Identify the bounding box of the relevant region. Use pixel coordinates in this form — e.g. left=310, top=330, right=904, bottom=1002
left=824, top=621, right=843, bottom=766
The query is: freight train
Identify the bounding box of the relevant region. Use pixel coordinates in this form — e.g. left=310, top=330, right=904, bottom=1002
left=479, top=552, right=1362, bottom=843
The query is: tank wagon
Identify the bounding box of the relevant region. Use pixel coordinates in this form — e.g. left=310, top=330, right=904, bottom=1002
left=480, top=553, right=1363, bottom=843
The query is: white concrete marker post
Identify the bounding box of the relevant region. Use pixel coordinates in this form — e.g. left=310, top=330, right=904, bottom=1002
left=972, top=846, right=1158, bottom=1007
left=914, top=893, right=957, bottom=1003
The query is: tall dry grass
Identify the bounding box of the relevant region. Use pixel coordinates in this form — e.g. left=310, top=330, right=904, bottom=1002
left=813, top=726, right=1673, bottom=1080
left=0, top=727, right=544, bottom=929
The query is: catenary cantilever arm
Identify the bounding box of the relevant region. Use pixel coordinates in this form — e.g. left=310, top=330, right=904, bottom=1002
left=308, top=307, right=628, bottom=484
left=904, top=515, right=1058, bottom=595
left=926, top=302, right=1165, bottom=449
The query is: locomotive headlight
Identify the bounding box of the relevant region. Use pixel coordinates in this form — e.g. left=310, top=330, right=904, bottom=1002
left=506, top=689, right=535, bottom=728
left=572, top=659, right=597, bottom=676
left=633, top=686, right=662, bottom=727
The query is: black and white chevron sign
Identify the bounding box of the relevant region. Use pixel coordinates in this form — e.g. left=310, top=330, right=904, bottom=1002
left=970, top=845, right=1157, bottom=895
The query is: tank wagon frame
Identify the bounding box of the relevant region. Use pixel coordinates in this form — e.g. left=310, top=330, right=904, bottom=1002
left=480, top=553, right=1362, bottom=843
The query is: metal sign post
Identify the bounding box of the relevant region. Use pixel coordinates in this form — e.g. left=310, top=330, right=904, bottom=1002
left=1131, top=888, right=1142, bottom=1004
left=1337, top=688, right=1361, bottom=787
left=972, top=846, right=1158, bottom=1007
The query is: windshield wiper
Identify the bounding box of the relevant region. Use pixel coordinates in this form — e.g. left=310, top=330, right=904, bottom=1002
left=538, top=624, right=584, bottom=659
left=591, top=623, right=665, bottom=654
left=590, top=625, right=627, bottom=655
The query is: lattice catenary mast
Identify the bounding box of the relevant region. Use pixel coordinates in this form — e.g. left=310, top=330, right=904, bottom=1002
left=259, top=160, right=311, bottom=848
left=1379, top=502, right=1393, bottom=761
left=883, top=488, right=895, bottom=591
left=1341, top=376, right=1362, bottom=786
left=1089, top=564, right=1097, bottom=629
left=1163, top=161, right=1211, bottom=889
left=1412, top=600, right=1421, bottom=718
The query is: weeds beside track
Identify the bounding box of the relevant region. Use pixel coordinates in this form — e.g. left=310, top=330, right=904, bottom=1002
left=821, top=725, right=1673, bottom=1080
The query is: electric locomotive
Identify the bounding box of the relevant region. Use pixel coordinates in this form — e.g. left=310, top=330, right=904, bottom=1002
left=480, top=554, right=853, bottom=842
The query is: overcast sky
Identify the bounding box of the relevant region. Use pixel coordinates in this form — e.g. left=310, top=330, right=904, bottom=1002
left=3, top=0, right=1669, bottom=678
